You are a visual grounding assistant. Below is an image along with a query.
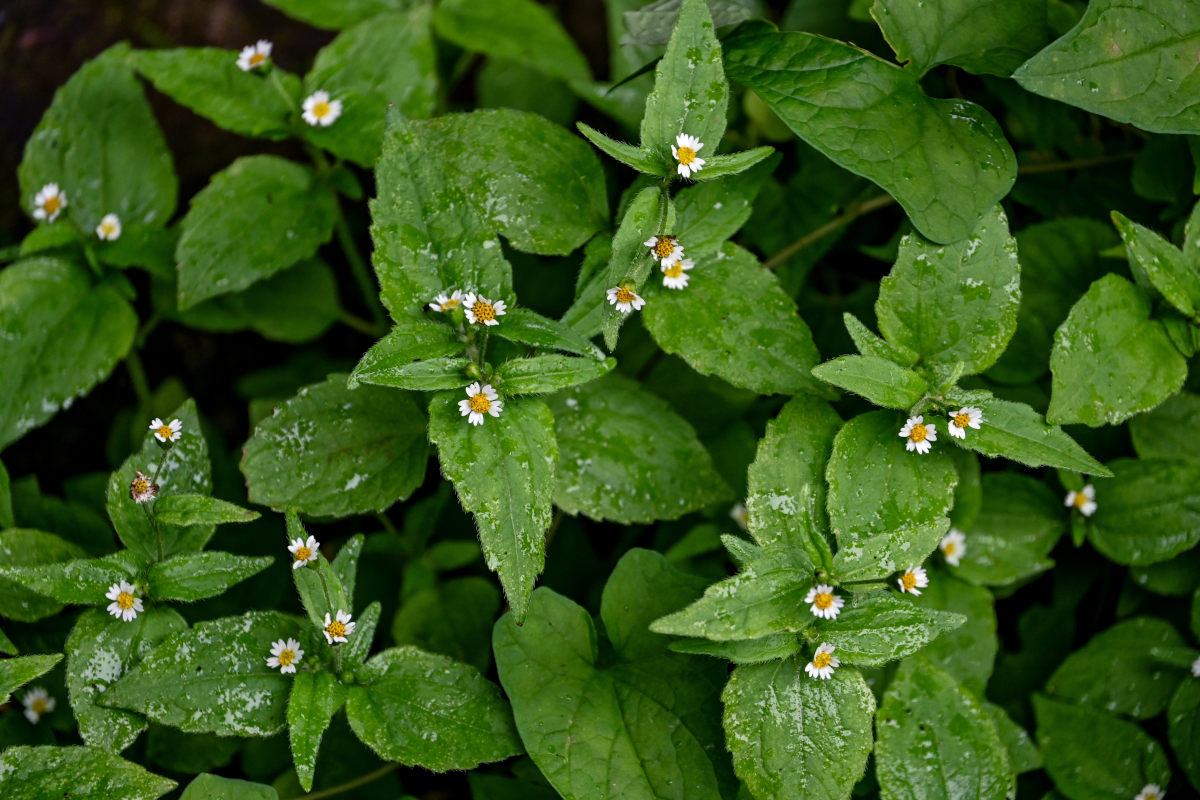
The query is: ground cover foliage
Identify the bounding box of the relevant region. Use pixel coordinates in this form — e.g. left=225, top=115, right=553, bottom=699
left=1, top=0, right=1200, bottom=798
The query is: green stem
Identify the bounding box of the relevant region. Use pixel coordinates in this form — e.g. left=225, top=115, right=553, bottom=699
left=148, top=448, right=171, bottom=562
left=334, top=203, right=387, bottom=333
left=375, top=512, right=398, bottom=535
left=124, top=351, right=152, bottom=408
left=283, top=762, right=400, bottom=800
left=338, top=311, right=378, bottom=336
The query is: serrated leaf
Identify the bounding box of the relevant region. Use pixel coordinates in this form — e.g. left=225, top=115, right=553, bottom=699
left=813, top=355, right=929, bottom=410
left=952, top=473, right=1065, bottom=587
left=0, top=653, right=61, bottom=704
left=623, top=0, right=762, bottom=46
left=153, top=494, right=260, bottom=526
left=674, top=153, right=777, bottom=258
left=1114, top=211, right=1200, bottom=318
left=844, top=312, right=918, bottom=366
left=1168, top=679, right=1200, bottom=793
left=148, top=552, right=273, bottom=602
left=0, top=528, right=86, bottom=622
left=1088, top=458, right=1200, bottom=566
left=690, top=147, right=776, bottom=181
left=341, top=600, right=379, bottom=668
left=491, top=307, right=604, bottom=359
left=950, top=395, right=1110, bottom=475
left=0, top=745, right=175, bottom=800
left=576, top=122, right=665, bottom=176
left=600, top=187, right=665, bottom=349
left=331, top=533, right=363, bottom=605
left=242, top=376, right=427, bottom=518
left=287, top=671, right=346, bottom=791
left=818, top=592, right=965, bottom=667
left=348, top=317, right=465, bottom=389
left=494, top=354, right=614, bottom=395
left=0, top=551, right=136, bottom=606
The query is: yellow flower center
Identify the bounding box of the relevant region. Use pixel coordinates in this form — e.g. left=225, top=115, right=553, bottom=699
left=442, top=297, right=461, bottom=310
left=156, top=424, right=173, bottom=439
left=294, top=547, right=311, bottom=563
left=326, top=620, right=346, bottom=638
left=472, top=301, right=496, bottom=322
left=953, top=413, right=971, bottom=428
left=116, top=592, right=135, bottom=610
left=132, top=478, right=150, bottom=494
left=812, top=652, right=832, bottom=669
left=44, top=195, right=61, bottom=214
left=616, top=287, right=636, bottom=304
left=312, top=101, right=331, bottom=118
left=469, top=393, right=492, bottom=413
left=664, top=262, right=684, bottom=278
left=1072, top=492, right=1090, bottom=510
left=676, top=146, right=697, bottom=165
left=249, top=52, right=266, bottom=66
left=652, top=238, right=677, bottom=259
left=813, top=592, right=834, bottom=610
left=277, top=649, right=295, bottom=666
left=101, top=221, right=116, bottom=236
left=942, top=541, right=957, bottom=556
left=31, top=698, right=48, bottom=714
left=909, top=424, right=928, bottom=443
left=901, top=572, right=918, bottom=590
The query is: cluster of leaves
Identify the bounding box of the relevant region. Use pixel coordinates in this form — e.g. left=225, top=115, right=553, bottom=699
left=2, top=0, right=1200, bottom=799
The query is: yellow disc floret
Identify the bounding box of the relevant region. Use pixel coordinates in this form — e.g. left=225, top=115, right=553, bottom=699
left=472, top=300, right=496, bottom=322
left=325, top=619, right=346, bottom=639
left=277, top=649, right=295, bottom=667
left=293, top=546, right=311, bottom=563
left=901, top=573, right=918, bottom=591
left=469, top=393, right=492, bottom=414
left=616, top=287, right=636, bottom=304
left=813, top=592, right=834, bottom=610
left=116, top=591, right=135, bottom=610
left=909, top=423, right=928, bottom=443
left=812, top=651, right=832, bottom=669
left=676, top=146, right=696, bottom=165
left=653, top=237, right=678, bottom=259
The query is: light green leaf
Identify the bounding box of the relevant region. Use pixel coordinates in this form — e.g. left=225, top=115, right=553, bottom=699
left=833, top=518, right=950, bottom=583
left=428, top=395, right=556, bottom=621
left=301, top=6, right=437, bottom=167
left=288, top=671, right=346, bottom=791
left=148, top=552, right=273, bottom=602
left=0, top=625, right=15, bottom=656
left=289, top=517, right=350, bottom=629
left=1013, top=0, right=1200, bottom=135
left=153, top=494, right=260, bottom=527
left=952, top=473, right=1065, bottom=587
left=876, top=656, right=1015, bottom=800
left=1168, top=679, right=1200, bottom=793
left=949, top=395, right=1110, bottom=475
left=65, top=608, right=187, bottom=752
left=0, top=653, right=61, bottom=704
left=356, top=357, right=473, bottom=392
left=1088, top=458, right=1200, bottom=565
left=722, top=658, right=875, bottom=800
left=984, top=702, right=1042, bottom=774
left=668, top=634, right=802, bottom=664
left=723, top=22, right=1015, bottom=243
left=1048, top=274, right=1187, bottom=427
left=845, top=313, right=918, bottom=366
left=348, top=317, right=465, bottom=389
left=0, top=258, right=137, bottom=450
left=623, top=0, right=763, bottom=46
left=0, top=528, right=86, bottom=622
left=346, top=645, right=522, bottom=771
left=0, top=746, right=175, bottom=800
left=1114, top=211, right=1200, bottom=317
left=643, top=243, right=829, bottom=396
left=341, top=600, right=379, bottom=669
left=812, top=355, right=929, bottom=410
left=818, top=592, right=965, bottom=667
left=546, top=373, right=730, bottom=524
left=176, top=155, right=337, bottom=309
left=0, top=552, right=136, bottom=606
left=434, top=0, right=589, bottom=82
left=690, top=147, right=776, bottom=181
left=180, top=774, right=277, bottom=800
left=1130, top=391, right=1200, bottom=461
left=103, top=611, right=305, bottom=737
left=494, top=355, right=615, bottom=395
left=576, top=122, right=665, bottom=176
left=241, top=376, right=428, bottom=518
left=491, top=307, right=605, bottom=359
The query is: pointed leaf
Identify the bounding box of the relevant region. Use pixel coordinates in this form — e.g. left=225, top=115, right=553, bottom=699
left=0, top=746, right=175, bottom=800
left=287, top=671, right=346, bottom=791
left=818, top=592, right=965, bottom=667
left=812, top=355, right=929, bottom=410
left=494, top=354, right=615, bottom=395
left=348, top=318, right=466, bottom=389
left=153, top=495, right=260, bottom=526
left=949, top=395, right=1110, bottom=475
left=1114, top=211, right=1200, bottom=317
left=434, top=0, right=590, bottom=83
left=148, top=552, right=273, bottom=602
left=0, top=653, right=61, bottom=703
left=576, top=122, right=665, bottom=176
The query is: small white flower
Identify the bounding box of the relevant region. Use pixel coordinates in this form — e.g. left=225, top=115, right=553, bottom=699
left=129, top=470, right=158, bottom=504
left=462, top=293, right=507, bottom=326
left=428, top=290, right=463, bottom=313
left=644, top=235, right=684, bottom=267
left=302, top=90, right=342, bottom=127
left=1191, top=655, right=1200, bottom=678
left=1065, top=484, right=1097, bottom=517
left=947, top=406, right=983, bottom=439
left=105, top=580, right=144, bottom=622
left=606, top=285, right=645, bottom=314
left=32, top=183, right=67, bottom=222
left=729, top=503, right=749, bottom=531
left=95, top=213, right=122, bottom=241
left=1134, top=784, right=1165, bottom=800
left=940, top=529, right=966, bottom=567
left=266, top=638, right=304, bottom=674
left=323, top=609, right=355, bottom=644
left=21, top=687, right=55, bottom=724
left=661, top=257, right=694, bottom=290
left=288, top=535, right=320, bottom=570
left=671, top=133, right=706, bottom=179
left=899, top=415, right=936, bottom=454
left=459, top=382, right=502, bottom=426
left=897, top=564, right=929, bottom=595
left=237, top=39, right=272, bottom=71
left=804, top=584, right=845, bottom=620
left=805, top=643, right=840, bottom=680
left=149, top=417, right=183, bottom=443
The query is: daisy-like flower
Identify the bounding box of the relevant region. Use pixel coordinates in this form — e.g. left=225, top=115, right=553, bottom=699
left=671, top=133, right=706, bottom=179
left=1065, top=484, right=1098, bottom=517
left=428, top=290, right=463, bottom=313
left=149, top=417, right=182, bottom=443
left=288, top=535, right=320, bottom=570
left=22, top=687, right=55, bottom=724
left=805, top=643, right=840, bottom=680
left=1134, top=784, right=1165, bottom=800
left=95, top=213, right=122, bottom=241
left=644, top=235, right=684, bottom=267
left=606, top=285, right=645, bottom=314
left=661, top=257, right=694, bottom=290
left=302, top=90, right=342, bottom=127
left=266, top=638, right=304, bottom=674
left=940, top=529, right=966, bottom=567
left=32, top=183, right=67, bottom=222
left=1191, top=654, right=1200, bottom=678
left=729, top=503, right=749, bottom=531
left=463, top=292, right=507, bottom=326
left=459, top=382, right=502, bottom=426
left=105, top=580, right=144, bottom=622
left=129, top=471, right=159, bottom=504
left=899, top=415, right=936, bottom=454
left=804, top=584, right=845, bottom=620
left=897, top=564, right=929, bottom=595
left=947, top=406, right=983, bottom=439
left=236, top=39, right=272, bottom=71
left=323, top=610, right=356, bottom=644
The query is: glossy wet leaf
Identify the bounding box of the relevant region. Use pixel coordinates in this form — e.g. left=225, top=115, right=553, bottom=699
left=153, top=495, right=259, bottom=527
left=0, top=653, right=61, bottom=704
left=984, top=702, right=1042, bottom=775
left=1088, top=458, right=1200, bottom=566
left=0, top=551, right=136, bottom=606
left=494, top=354, right=614, bottom=395
left=576, top=123, right=665, bottom=177
left=491, top=307, right=605, bottom=359
left=818, top=592, right=965, bottom=667
left=148, top=552, right=274, bottom=602
left=0, top=529, right=86, bottom=622
left=952, top=473, right=1065, bottom=587
left=949, top=395, right=1110, bottom=475
left=1129, top=391, right=1200, bottom=461
left=812, top=355, right=929, bottom=410
left=434, top=0, right=590, bottom=83
left=348, top=317, right=465, bottom=389
left=179, top=774, right=277, bottom=800
left=0, top=745, right=175, bottom=800
left=287, top=671, right=346, bottom=791
left=1113, top=211, right=1200, bottom=317
left=1168, top=678, right=1200, bottom=793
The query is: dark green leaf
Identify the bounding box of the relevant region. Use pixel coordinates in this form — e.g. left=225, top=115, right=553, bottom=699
left=180, top=774, right=277, bottom=800
left=668, top=634, right=802, bottom=664
left=259, top=0, right=405, bottom=29
left=984, top=701, right=1042, bottom=774
left=153, top=494, right=260, bottom=527
left=952, top=473, right=1065, bottom=587
left=348, top=318, right=465, bottom=389
left=1114, top=211, right=1200, bottom=317
left=435, top=0, right=588, bottom=83
left=0, top=746, right=175, bottom=800
left=818, top=592, right=965, bottom=667
left=1130, top=391, right=1200, bottom=461
left=914, top=572, right=997, bottom=694
left=148, top=552, right=274, bottom=602
left=0, top=653, right=61, bottom=704
left=812, top=355, right=929, bottom=410
left=491, top=307, right=605, bottom=359
left=1168, top=679, right=1200, bottom=793
left=391, top=577, right=500, bottom=674
left=1088, top=458, right=1200, bottom=566
left=950, top=395, right=1111, bottom=475
left=0, top=528, right=86, bottom=621
left=494, top=354, right=614, bottom=395
left=287, top=671, right=346, bottom=791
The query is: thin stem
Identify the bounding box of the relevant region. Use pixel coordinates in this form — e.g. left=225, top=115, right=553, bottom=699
left=375, top=512, right=398, bottom=535
left=763, top=193, right=895, bottom=271
left=338, top=311, right=378, bottom=336
left=148, top=448, right=171, bottom=562
left=334, top=203, right=387, bottom=333
left=283, top=762, right=400, bottom=800
left=124, top=351, right=152, bottom=408
left=135, top=314, right=160, bottom=349
left=1016, top=151, right=1137, bottom=176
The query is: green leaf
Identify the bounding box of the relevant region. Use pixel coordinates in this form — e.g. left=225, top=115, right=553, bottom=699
left=668, top=634, right=802, bottom=664
left=818, top=592, right=965, bottom=667
left=1034, top=694, right=1172, bottom=800
left=950, top=395, right=1111, bottom=475
left=434, top=0, right=590, bottom=83
left=812, top=355, right=929, bottom=410
left=301, top=6, right=437, bottom=167
left=1047, top=617, right=1187, bottom=720
left=65, top=607, right=187, bottom=752
left=1168, top=679, right=1200, bottom=793
left=18, top=44, right=176, bottom=231
left=722, top=658, right=875, bottom=800
left=348, top=318, right=465, bottom=389
left=0, top=745, right=175, bottom=800
left=0, top=460, right=12, bottom=529
left=984, top=701, right=1042, bottom=774
left=845, top=312, right=918, bottom=366
left=287, top=671, right=346, bottom=791
left=259, top=0, right=405, bottom=29
left=674, top=153, right=777, bottom=258
left=0, top=258, right=137, bottom=449
left=643, top=243, right=829, bottom=396
left=546, top=373, right=730, bottom=524
left=1114, top=211, right=1200, bottom=317
left=289, top=520, right=350, bottom=628
left=495, top=355, right=614, bottom=395
left=0, top=528, right=86, bottom=621
left=1088, top=458, right=1200, bottom=565
left=242, top=376, right=428, bottom=518
left=623, top=0, right=762, bottom=46
left=1048, top=274, right=1187, bottom=427
left=876, top=656, right=1015, bottom=800
left=392, top=577, right=500, bottom=674
left=491, top=307, right=605, bottom=359
left=129, top=48, right=299, bottom=139
left=912, top=572, right=997, bottom=695
left=341, top=600, right=379, bottom=668
left=176, top=155, right=337, bottom=309
left=876, top=205, right=1020, bottom=376
left=0, top=552, right=137, bottom=605
left=331, top=533, right=363, bottom=605
left=723, top=22, right=1015, bottom=243
left=871, top=0, right=1050, bottom=77
left=1130, top=391, right=1200, bottom=461
left=494, top=550, right=735, bottom=800
left=576, top=122, right=665, bottom=176
left=427, top=395, right=556, bottom=621
left=148, top=552, right=274, bottom=602
left=180, top=774, right=278, bottom=800
left=1013, top=0, right=1200, bottom=135
left=103, top=611, right=305, bottom=737
left=0, top=653, right=61, bottom=704
left=153, top=494, right=260, bottom=526
left=346, top=645, right=522, bottom=770
left=640, top=0, right=729, bottom=165
left=690, top=147, right=776, bottom=181
left=952, top=473, right=1065, bottom=587
left=599, top=187, right=665, bottom=349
